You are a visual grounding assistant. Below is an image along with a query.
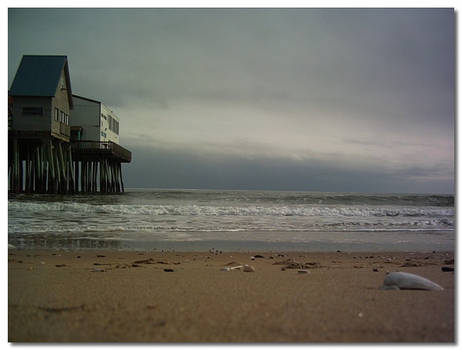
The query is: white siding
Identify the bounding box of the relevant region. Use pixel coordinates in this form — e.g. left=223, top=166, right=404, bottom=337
left=100, top=104, right=120, bottom=144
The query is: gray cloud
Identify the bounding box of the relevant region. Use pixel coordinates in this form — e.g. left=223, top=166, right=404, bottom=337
left=8, top=8, right=454, bottom=193
left=123, top=144, right=453, bottom=193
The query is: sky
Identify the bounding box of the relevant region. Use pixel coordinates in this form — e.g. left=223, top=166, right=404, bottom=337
left=7, top=8, right=455, bottom=193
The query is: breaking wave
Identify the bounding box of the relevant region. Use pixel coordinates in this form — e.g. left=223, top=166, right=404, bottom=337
left=7, top=201, right=454, bottom=218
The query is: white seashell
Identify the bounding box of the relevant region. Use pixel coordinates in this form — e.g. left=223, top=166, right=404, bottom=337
left=221, top=265, right=243, bottom=271
left=382, top=272, right=443, bottom=291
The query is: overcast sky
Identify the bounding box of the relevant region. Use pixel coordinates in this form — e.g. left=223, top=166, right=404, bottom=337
left=8, top=8, right=455, bottom=193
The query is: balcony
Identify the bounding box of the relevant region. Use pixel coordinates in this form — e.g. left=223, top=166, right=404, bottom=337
left=71, top=140, right=132, bottom=163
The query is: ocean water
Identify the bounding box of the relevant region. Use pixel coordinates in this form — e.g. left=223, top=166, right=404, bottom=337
left=8, top=189, right=455, bottom=251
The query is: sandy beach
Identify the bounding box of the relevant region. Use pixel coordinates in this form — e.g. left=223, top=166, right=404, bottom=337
left=8, top=249, right=454, bottom=343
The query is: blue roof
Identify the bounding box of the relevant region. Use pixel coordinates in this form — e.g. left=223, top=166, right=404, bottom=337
left=9, top=55, right=73, bottom=107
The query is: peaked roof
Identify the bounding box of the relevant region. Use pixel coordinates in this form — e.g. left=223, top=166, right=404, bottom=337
left=9, top=55, right=73, bottom=108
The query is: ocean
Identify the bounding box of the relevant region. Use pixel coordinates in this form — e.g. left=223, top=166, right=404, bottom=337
left=8, top=189, right=455, bottom=252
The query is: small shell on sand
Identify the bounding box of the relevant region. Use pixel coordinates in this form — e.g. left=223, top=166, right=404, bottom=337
left=221, top=265, right=243, bottom=271
left=382, top=272, right=443, bottom=291
left=91, top=267, right=106, bottom=272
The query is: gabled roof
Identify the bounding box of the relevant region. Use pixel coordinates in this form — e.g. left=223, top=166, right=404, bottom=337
left=9, top=55, right=73, bottom=108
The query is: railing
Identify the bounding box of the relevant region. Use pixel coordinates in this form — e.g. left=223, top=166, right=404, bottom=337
left=71, top=140, right=132, bottom=162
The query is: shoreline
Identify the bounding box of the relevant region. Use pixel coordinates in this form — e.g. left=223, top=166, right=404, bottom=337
left=7, top=229, right=456, bottom=252
left=9, top=249, right=455, bottom=342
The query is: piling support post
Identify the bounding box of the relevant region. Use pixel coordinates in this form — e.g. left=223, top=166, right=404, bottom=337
left=12, top=138, right=18, bottom=192
left=119, top=163, right=125, bottom=193
left=68, top=144, right=75, bottom=193
left=75, top=160, right=80, bottom=192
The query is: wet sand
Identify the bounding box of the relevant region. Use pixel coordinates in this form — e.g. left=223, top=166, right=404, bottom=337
left=8, top=249, right=454, bottom=342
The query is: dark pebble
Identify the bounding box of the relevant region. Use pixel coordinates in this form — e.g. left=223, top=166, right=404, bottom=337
left=442, top=266, right=454, bottom=272
left=164, top=268, right=174, bottom=272
left=97, top=255, right=105, bottom=258
left=76, top=256, right=81, bottom=259
left=373, top=268, right=378, bottom=272
left=55, top=264, right=66, bottom=267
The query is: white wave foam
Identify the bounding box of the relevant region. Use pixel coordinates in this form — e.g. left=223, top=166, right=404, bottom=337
left=8, top=201, right=454, bottom=218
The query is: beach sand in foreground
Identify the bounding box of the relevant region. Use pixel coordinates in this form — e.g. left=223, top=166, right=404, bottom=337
left=8, top=249, right=454, bottom=342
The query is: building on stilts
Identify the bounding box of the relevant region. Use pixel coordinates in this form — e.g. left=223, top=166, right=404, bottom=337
left=8, top=55, right=131, bottom=193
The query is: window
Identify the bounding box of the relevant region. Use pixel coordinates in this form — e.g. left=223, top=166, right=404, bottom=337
left=60, top=111, right=65, bottom=123
left=107, top=116, right=119, bottom=135
left=54, top=108, right=59, bottom=121
left=23, top=107, right=43, bottom=116
left=101, top=114, right=107, bottom=120
left=101, top=131, right=107, bottom=138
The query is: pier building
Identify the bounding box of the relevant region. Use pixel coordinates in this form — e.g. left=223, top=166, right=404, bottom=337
left=8, top=55, right=131, bottom=193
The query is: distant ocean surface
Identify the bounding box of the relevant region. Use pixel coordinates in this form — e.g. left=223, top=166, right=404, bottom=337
left=8, top=189, right=455, bottom=252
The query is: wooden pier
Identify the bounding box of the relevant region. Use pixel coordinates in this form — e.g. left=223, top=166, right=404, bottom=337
left=8, top=131, right=131, bottom=194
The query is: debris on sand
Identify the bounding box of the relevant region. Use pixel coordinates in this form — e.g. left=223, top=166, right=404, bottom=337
left=133, top=258, right=155, bottom=264
left=441, top=266, right=454, bottom=272
left=221, top=265, right=243, bottom=271
left=273, top=259, right=320, bottom=269
left=91, top=267, right=106, bottom=272
left=243, top=265, right=255, bottom=272
left=400, top=262, right=421, bottom=267
left=38, top=304, right=85, bottom=313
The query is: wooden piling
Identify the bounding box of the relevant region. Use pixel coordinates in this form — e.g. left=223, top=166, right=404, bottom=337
left=9, top=136, right=129, bottom=194
left=119, top=163, right=124, bottom=193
